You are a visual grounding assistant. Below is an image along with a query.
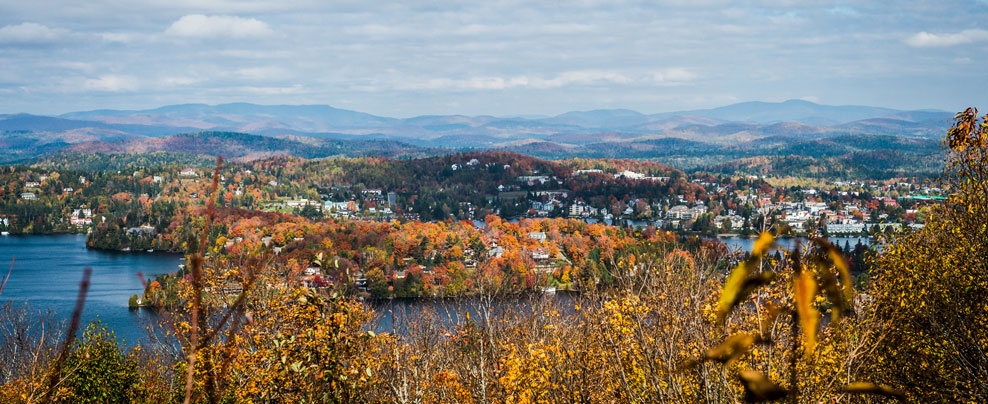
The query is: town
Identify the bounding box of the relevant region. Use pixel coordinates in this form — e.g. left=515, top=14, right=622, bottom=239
left=0, top=153, right=943, bottom=242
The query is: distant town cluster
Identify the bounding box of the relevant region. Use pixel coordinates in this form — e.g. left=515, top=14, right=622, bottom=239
left=0, top=153, right=943, bottom=242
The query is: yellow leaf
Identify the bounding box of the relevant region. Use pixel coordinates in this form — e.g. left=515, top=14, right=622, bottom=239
left=717, top=266, right=776, bottom=326
left=751, top=231, right=775, bottom=256
left=716, top=233, right=775, bottom=325
left=703, top=333, right=758, bottom=364
left=794, top=270, right=819, bottom=358
left=718, top=260, right=753, bottom=325
left=843, top=381, right=906, bottom=399
left=738, top=369, right=788, bottom=402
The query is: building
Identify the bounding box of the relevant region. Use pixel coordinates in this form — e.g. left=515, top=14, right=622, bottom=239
left=530, top=248, right=550, bottom=261
left=488, top=245, right=505, bottom=258
left=126, top=225, right=155, bottom=237
left=179, top=168, right=198, bottom=177
left=70, top=209, right=93, bottom=226
left=325, top=201, right=359, bottom=215
left=826, top=223, right=866, bottom=234
left=285, top=199, right=317, bottom=208
left=517, top=175, right=551, bottom=185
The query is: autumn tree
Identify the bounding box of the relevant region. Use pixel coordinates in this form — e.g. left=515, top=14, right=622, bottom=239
left=864, top=108, right=988, bottom=401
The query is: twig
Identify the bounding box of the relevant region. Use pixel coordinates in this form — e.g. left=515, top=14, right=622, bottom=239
left=183, top=157, right=223, bottom=404
left=0, top=256, right=13, bottom=296
left=40, top=267, right=91, bottom=403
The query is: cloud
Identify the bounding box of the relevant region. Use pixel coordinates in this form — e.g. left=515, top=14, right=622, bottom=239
left=0, top=0, right=982, bottom=115
left=651, top=68, right=698, bottom=85
left=0, top=22, right=68, bottom=45
left=160, top=76, right=203, bottom=86
left=400, top=70, right=637, bottom=91
left=229, top=84, right=304, bottom=95
left=217, top=49, right=293, bottom=59
left=233, top=66, right=288, bottom=80
left=81, top=75, right=139, bottom=92
left=905, top=29, right=988, bottom=47
left=99, top=32, right=148, bottom=43
left=165, top=15, right=274, bottom=38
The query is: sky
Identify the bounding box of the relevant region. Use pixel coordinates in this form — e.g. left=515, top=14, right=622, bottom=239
left=0, top=0, right=986, bottom=117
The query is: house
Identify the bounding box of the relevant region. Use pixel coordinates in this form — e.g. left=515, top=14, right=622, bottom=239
left=530, top=248, right=550, bottom=261
left=20, top=192, right=36, bottom=200
left=179, top=168, right=198, bottom=177
left=325, top=201, right=359, bottom=215
left=126, top=225, right=155, bottom=237
left=614, top=170, right=645, bottom=180
left=714, top=215, right=745, bottom=230
left=285, top=199, right=316, bottom=208
left=488, top=245, right=505, bottom=258
left=666, top=205, right=707, bottom=220
left=528, top=232, right=547, bottom=242
left=70, top=209, right=93, bottom=226
left=665, top=205, right=689, bottom=219
left=516, top=175, right=551, bottom=185
left=533, top=190, right=569, bottom=198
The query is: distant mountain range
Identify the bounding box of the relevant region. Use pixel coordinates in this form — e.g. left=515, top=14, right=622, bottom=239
left=0, top=99, right=955, bottom=167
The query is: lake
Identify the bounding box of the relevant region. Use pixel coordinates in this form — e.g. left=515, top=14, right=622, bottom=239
left=0, top=233, right=876, bottom=346
left=717, top=236, right=875, bottom=253
left=0, top=234, right=182, bottom=346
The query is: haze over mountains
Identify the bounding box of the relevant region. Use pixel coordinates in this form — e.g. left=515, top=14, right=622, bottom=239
left=0, top=99, right=954, bottom=165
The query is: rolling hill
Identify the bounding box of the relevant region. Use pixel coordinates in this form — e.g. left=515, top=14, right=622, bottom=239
left=0, top=100, right=954, bottom=174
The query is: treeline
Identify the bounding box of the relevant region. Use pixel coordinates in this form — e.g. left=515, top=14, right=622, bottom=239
left=137, top=206, right=689, bottom=299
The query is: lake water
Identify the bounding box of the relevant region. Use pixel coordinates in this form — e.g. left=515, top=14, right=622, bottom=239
left=0, top=234, right=182, bottom=346
left=0, top=233, right=875, bottom=346
left=717, top=236, right=874, bottom=253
